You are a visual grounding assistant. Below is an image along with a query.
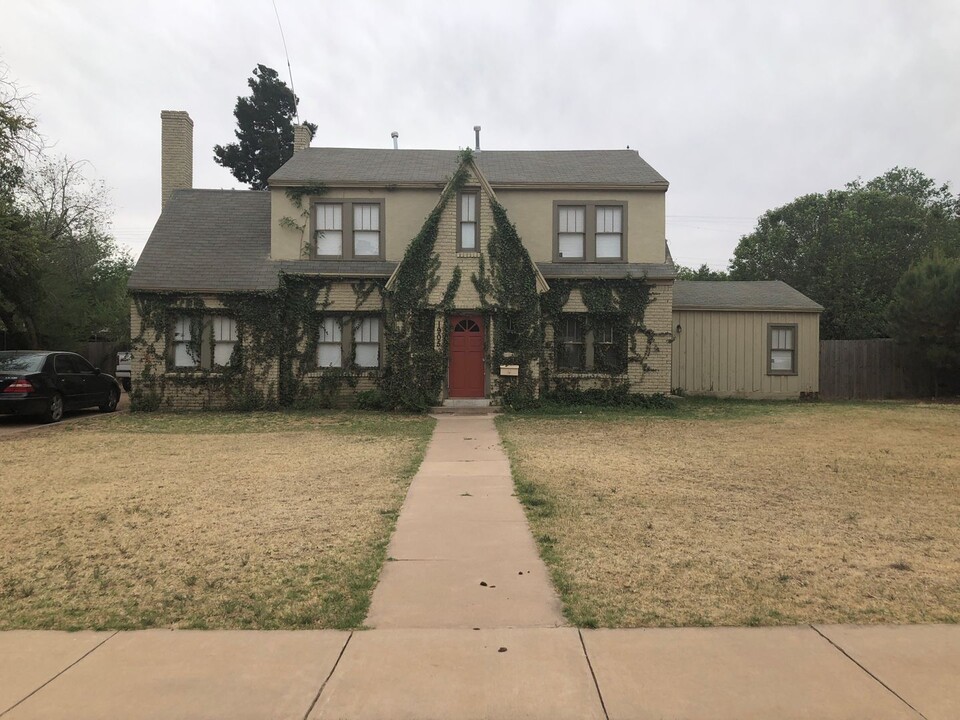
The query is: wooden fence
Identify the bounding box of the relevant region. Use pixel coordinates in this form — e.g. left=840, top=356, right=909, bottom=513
left=819, top=339, right=932, bottom=399
left=81, top=341, right=120, bottom=376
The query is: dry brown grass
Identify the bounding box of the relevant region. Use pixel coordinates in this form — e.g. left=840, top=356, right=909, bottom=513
left=0, top=412, right=433, bottom=630
left=498, top=402, right=960, bottom=627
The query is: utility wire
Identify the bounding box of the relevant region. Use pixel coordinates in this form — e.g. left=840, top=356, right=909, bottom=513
left=271, top=0, right=300, bottom=123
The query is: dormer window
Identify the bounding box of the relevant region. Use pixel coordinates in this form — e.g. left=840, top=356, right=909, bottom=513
left=554, top=201, right=627, bottom=262
left=313, top=200, right=385, bottom=260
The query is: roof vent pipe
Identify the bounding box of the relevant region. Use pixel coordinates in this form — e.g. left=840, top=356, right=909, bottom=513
left=391, top=131, right=399, bottom=150
left=474, top=125, right=481, bottom=151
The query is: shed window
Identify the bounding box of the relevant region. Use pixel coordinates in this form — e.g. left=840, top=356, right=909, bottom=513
left=768, top=324, right=797, bottom=375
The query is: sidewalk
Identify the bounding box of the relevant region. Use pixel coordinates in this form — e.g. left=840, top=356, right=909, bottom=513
left=2, top=414, right=958, bottom=719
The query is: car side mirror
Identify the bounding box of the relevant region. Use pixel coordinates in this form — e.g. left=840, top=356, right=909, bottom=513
left=94, top=367, right=101, bottom=375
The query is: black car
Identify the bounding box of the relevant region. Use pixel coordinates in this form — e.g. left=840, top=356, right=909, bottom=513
left=0, top=351, right=122, bottom=423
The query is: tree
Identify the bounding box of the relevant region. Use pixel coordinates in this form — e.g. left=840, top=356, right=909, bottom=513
left=1, top=156, right=133, bottom=349
left=887, top=253, right=960, bottom=395
left=730, top=168, right=960, bottom=339
left=213, top=64, right=316, bottom=190
left=675, top=263, right=728, bottom=281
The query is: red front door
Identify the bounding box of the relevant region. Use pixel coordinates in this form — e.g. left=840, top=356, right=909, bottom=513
left=449, top=315, right=485, bottom=397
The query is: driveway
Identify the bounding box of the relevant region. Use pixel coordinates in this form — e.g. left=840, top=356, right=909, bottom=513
left=0, top=391, right=129, bottom=438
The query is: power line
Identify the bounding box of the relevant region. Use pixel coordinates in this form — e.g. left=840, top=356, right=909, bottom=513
left=271, top=0, right=299, bottom=123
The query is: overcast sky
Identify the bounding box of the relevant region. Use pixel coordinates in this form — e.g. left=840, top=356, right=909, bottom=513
left=3, top=0, right=958, bottom=268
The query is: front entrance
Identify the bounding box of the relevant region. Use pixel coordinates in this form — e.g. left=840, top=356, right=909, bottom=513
left=448, top=315, right=485, bottom=397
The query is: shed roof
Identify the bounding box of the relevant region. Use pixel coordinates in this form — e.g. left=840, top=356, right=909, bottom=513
left=269, top=148, right=668, bottom=188
left=673, top=281, right=823, bottom=312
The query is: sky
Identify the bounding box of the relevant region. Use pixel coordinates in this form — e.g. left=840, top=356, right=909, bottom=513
left=3, top=0, right=959, bottom=269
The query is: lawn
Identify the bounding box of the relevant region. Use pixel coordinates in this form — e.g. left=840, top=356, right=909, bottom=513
left=497, top=400, right=960, bottom=628
left=0, top=411, right=434, bottom=630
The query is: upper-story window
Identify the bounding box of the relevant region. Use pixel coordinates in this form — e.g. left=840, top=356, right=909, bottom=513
left=458, top=191, right=478, bottom=251
left=313, top=200, right=384, bottom=260
left=554, top=201, right=627, bottom=262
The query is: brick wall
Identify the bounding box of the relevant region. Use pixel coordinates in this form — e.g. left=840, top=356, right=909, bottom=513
left=160, top=111, right=192, bottom=208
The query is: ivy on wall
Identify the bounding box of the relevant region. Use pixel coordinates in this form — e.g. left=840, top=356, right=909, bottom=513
left=380, top=152, right=472, bottom=410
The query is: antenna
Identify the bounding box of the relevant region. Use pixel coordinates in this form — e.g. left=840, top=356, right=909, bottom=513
left=271, top=0, right=300, bottom=123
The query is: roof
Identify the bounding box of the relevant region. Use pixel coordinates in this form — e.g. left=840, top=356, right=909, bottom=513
left=269, top=149, right=668, bottom=188
left=537, top=262, right=676, bottom=280
left=673, top=281, right=823, bottom=312
left=128, top=190, right=277, bottom=292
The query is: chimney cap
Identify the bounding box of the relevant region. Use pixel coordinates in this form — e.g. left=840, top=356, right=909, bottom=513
left=473, top=125, right=481, bottom=132
left=390, top=131, right=398, bottom=138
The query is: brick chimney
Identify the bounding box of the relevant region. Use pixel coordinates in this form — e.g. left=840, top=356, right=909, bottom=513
left=293, top=123, right=313, bottom=153
left=160, top=110, right=193, bottom=208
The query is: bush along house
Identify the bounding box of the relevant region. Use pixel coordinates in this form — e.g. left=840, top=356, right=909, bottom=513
left=127, top=112, right=820, bottom=410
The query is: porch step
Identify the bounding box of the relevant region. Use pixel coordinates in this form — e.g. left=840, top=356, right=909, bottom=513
left=442, top=398, right=492, bottom=408
left=429, top=406, right=502, bottom=415
left=430, top=398, right=501, bottom=415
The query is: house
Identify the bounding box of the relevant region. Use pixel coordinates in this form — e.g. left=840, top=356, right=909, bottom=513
left=127, top=111, right=821, bottom=409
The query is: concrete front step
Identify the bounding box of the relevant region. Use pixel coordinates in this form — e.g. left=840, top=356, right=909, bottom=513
left=429, top=406, right=502, bottom=416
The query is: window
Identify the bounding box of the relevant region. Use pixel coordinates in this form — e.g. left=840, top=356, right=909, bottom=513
left=556, top=317, right=584, bottom=370
left=593, top=321, right=620, bottom=372
left=317, top=317, right=342, bottom=368
left=458, top=191, right=478, bottom=251
left=554, top=316, right=628, bottom=373
left=313, top=200, right=384, bottom=260
left=595, top=206, right=623, bottom=259
left=213, top=316, right=238, bottom=366
left=768, top=324, right=797, bottom=375
left=557, top=206, right=585, bottom=259
left=355, top=317, right=380, bottom=368
left=353, top=204, right=380, bottom=256
left=172, top=316, right=198, bottom=368
left=314, top=315, right=381, bottom=370
left=554, top=201, right=627, bottom=262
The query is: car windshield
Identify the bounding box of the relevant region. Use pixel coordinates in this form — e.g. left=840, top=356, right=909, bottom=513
left=0, top=353, right=46, bottom=373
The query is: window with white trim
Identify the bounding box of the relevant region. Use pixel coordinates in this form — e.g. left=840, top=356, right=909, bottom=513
left=172, top=316, right=198, bottom=368
left=213, top=316, right=238, bottom=366
left=593, top=321, right=619, bottom=371
left=768, top=324, right=797, bottom=375
left=317, top=316, right=343, bottom=368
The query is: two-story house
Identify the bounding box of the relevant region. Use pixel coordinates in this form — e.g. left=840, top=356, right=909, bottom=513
left=127, top=111, right=820, bottom=409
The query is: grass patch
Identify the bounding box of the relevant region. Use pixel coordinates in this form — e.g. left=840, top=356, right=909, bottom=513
left=0, top=411, right=433, bottom=630
left=498, top=400, right=960, bottom=627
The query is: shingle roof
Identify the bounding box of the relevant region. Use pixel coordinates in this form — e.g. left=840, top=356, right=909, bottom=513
left=269, top=149, right=668, bottom=187
left=537, top=262, right=676, bottom=280
left=128, top=190, right=277, bottom=292
left=673, top=281, right=823, bottom=312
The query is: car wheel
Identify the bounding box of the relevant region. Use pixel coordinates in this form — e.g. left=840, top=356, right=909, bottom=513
left=99, top=388, right=119, bottom=413
left=42, top=393, right=64, bottom=423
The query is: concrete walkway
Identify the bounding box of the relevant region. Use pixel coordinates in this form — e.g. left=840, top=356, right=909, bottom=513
left=3, top=414, right=959, bottom=718
left=365, top=414, right=564, bottom=629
